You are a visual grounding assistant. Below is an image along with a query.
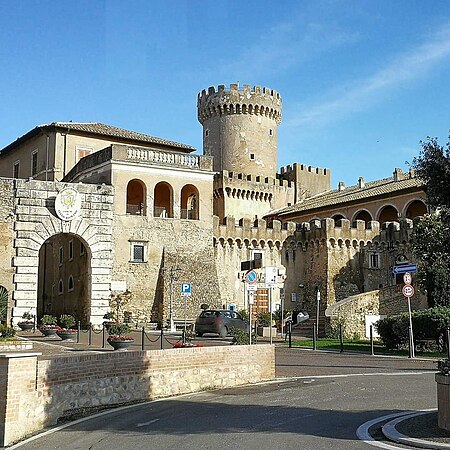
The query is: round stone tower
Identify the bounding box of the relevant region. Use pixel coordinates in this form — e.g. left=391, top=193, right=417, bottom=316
left=197, top=83, right=282, bottom=178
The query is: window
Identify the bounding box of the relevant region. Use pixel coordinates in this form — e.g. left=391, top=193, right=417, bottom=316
left=269, top=129, right=273, bottom=136
left=31, top=151, right=38, bottom=176
left=291, top=293, right=297, bottom=302
left=250, top=250, right=263, bottom=268
left=69, top=240, right=73, bottom=261
left=68, top=275, right=74, bottom=292
left=205, top=130, right=209, bottom=137
left=80, top=242, right=85, bottom=256
left=76, top=146, right=93, bottom=162
left=369, top=253, right=380, bottom=269
left=250, top=153, right=255, bottom=160
left=130, top=241, right=147, bottom=263
left=59, top=247, right=63, bottom=265
left=13, top=161, right=20, bottom=178
left=58, top=279, right=63, bottom=295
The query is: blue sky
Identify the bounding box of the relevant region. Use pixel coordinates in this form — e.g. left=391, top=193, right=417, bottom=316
left=1, top=0, right=449, bottom=188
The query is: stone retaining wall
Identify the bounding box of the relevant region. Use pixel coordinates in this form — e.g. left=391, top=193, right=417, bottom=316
left=0, top=344, right=274, bottom=446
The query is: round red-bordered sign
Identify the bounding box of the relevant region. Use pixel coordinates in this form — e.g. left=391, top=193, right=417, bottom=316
left=402, top=284, right=414, bottom=298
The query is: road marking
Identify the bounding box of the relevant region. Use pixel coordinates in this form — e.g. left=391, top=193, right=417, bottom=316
left=356, top=409, right=435, bottom=450
left=136, top=419, right=159, bottom=427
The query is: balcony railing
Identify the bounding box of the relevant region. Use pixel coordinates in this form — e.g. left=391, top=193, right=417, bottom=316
left=126, top=204, right=144, bottom=215
left=154, top=207, right=168, bottom=218
left=181, top=209, right=198, bottom=220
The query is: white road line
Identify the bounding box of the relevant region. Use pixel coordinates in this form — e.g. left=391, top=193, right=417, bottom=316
left=136, top=419, right=159, bottom=427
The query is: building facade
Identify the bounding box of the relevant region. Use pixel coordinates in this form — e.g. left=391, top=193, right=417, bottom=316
left=0, top=83, right=428, bottom=335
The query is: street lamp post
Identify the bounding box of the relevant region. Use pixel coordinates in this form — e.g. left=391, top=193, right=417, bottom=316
left=161, top=266, right=181, bottom=333
left=316, top=289, right=320, bottom=340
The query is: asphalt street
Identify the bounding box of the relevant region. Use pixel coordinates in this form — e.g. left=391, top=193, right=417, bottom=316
left=10, top=348, right=438, bottom=450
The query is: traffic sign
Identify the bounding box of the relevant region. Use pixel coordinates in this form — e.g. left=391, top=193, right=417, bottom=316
left=181, top=283, right=192, bottom=296
left=392, top=264, right=417, bottom=275
left=245, top=270, right=257, bottom=284
left=402, top=284, right=414, bottom=298
left=403, top=272, right=412, bottom=285
left=246, top=284, right=257, bottom=291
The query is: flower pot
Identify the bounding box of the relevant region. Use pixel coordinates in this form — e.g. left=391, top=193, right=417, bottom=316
left=56, top=330, right=77, bottom=341
left=40, top=328, right=58, bottom=337
left=107, top=338, right=134, bottom=351
left=18, top=322, right=34, bottom=331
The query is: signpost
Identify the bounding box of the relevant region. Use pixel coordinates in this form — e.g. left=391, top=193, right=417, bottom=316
left=180, top=283, right=192, bottom=342
left=402, top=272, right=415, bottom=358
left=392, top=264, right=417, bottom=275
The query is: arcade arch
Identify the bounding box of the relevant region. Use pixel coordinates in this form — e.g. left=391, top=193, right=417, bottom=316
left=154, top=182, right=173, bottom=218
left=377, top=205, right=399, bottom=223
left=181, top=184, right=199, bottom=220
left=126, top=179, right=146, bottom=215
left=405, top=199, right=427, bottom=219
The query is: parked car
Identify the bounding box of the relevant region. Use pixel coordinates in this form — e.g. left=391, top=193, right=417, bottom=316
left=195, top=309, right=248, bottom=338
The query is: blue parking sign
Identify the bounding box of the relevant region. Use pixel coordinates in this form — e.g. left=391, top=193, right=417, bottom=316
left=181, top=283, right=192, bottom=296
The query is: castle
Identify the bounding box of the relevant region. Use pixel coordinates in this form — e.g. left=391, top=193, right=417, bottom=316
left=0, top=83, right=428, bottom=336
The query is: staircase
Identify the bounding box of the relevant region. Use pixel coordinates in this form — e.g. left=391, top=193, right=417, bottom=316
left=291, top=316, right=327, bottom=338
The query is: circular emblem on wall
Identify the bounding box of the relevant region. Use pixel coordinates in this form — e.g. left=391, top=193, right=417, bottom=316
left=55, top=187, right=81, bottom=221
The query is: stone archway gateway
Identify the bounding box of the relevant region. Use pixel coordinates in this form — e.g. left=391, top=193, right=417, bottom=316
left=9, top=179, right=114, bottom=326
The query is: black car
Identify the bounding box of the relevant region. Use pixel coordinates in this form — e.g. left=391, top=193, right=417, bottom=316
left=195, top=309, right=248, bottom=338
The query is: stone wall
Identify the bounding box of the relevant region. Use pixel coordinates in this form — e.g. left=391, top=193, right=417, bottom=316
left=0, top=344, right=275, bottom=446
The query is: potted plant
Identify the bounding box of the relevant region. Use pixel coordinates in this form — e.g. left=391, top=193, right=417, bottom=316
left=107, top=323, right=134, bottom=351
left=56, top=314, right=77, bottom=341
left=39, top=314, right=59, bottom=337
left=256, top=311, right=273, bottom=337
left=17, top=311, right=34, bottom=331
left=102, top=311, right=116, bottom=330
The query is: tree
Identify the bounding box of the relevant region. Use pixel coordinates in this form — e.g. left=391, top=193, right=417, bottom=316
left=411, top=134, right=450, bottom=307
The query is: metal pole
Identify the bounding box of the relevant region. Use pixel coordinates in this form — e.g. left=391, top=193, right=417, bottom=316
left=281, top=292, right=284, bottom=340
left=248, top=290, right=253, bottom=345
left=407, top=297, right=415, bottom=358
left=288, top=321, right=292, bottom=348
left=88, top=323, right=92, bottom=346
left=313, top=325, right=317, bottom=350
left=141, top=326, right=145, bottom=351
left=339, top=323, right=344, bottom=353
left=77, top=321, right=80, bottom=343
left=370, top=325, right=374, bottom=356
left=160, top=328, right=163, bottom=350
left=102, top=324, right=105, bottom=349
left=269, top=287, right=273, bottom=345
left=447, top=327, right=450, bottom=360
left=169, top=269, right=175, bottom=332
left=183, top=293, right=187, bottom=343
left=316, top=289, right=321, bottom=340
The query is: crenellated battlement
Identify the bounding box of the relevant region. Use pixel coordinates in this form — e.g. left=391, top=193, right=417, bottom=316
left=280, top=163, right=329, bottom=178
left=197, top=83, right=282, bottom=125
left=213, top=215, right=415, bottom=249
left=217, top=170, right=292, bottom=188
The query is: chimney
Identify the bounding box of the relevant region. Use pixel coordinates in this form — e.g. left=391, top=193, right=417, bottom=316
left=358, top=177, right=365, bottom=188
left=393, top=168, right=403, bottom=182
left=338, top=181, right=346, bottom=191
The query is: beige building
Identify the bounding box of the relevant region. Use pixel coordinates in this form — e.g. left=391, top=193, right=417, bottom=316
left=0, top=83, right=429, bottom=336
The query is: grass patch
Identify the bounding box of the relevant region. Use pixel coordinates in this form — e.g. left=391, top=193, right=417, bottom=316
left=286, top=338, right=444, bottom=358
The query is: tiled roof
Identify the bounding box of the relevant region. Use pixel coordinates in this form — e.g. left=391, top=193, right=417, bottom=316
left=49, top=122, right=195, bottom=151
left=274, top=175, right=424, bottom=217
left=1, top=122, right=195, bottom=155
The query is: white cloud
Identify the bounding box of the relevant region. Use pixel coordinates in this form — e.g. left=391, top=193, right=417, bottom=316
left=286, top=23, right=450, bottom=130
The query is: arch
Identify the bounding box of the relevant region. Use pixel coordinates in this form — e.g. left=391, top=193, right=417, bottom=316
left=352, top=209, right=373, bottom=223
left=377, top=205, right=399, bottom=223
left=404, top=199, right=427, bottom=219
left=126, top=179, right=146, bottom=215
left=331, top=214, right=345, bottom=226
left=154, top=182, right=173, bottom=218
left=38, top=234, right=91, bottom=325
left=181, top=184, right=199, bottom=220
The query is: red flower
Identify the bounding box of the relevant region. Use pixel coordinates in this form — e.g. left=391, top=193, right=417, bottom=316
left=107, top=335, right=134, bottom=341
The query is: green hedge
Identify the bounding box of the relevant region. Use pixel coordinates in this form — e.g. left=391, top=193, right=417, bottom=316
left=376, top=307, right=450, bottom=350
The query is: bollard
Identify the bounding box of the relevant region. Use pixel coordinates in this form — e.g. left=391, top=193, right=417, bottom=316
left=370, top=325, right=374, bottom=356
left=102, top=324, right=105, bottom=349
left=77, top=321, right=81, bottom=343
left=313, top=326, right=317, bottom=351
left=88, top=323, right=92, bottom=346
left=141, top=326, right=145, bottom=351
left=160, top=328, right=164, bottom=350
left=339, top=323, right=344, bottom=353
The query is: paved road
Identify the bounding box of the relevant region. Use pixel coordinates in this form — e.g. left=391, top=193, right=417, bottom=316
left=12, top=349, right=437, bottom=450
